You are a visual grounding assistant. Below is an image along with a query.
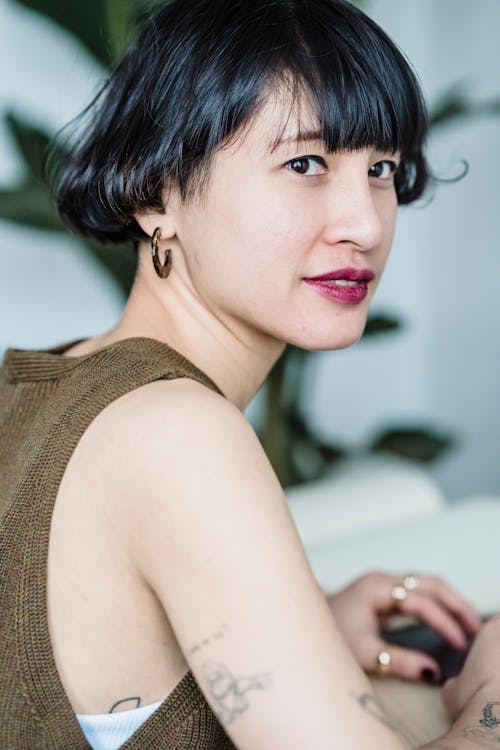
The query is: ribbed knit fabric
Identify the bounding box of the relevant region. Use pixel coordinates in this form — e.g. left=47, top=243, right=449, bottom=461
left=0, top=337, right=236, bottom=750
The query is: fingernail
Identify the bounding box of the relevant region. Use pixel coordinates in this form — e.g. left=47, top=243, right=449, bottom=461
left=421, top=668, right=439, bottom=684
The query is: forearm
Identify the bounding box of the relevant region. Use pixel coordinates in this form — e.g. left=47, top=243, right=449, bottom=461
left=420, top=683, right=500, bottom=750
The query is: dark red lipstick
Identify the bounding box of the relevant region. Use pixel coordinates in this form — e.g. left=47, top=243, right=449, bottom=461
left=303, top=267, right=375, bottom=304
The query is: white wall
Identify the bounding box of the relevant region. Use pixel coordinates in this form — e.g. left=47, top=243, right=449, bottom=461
left=1, top=0, right=499, bottom=499
left=306, top=0, right=500, bottom=499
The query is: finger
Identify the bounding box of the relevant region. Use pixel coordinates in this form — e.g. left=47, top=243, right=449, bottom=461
left=396, top=590, right=469, bottom=650
left=419, top=576, right=482, bottom=635
left=364, top=638, right=441, bottom=683
left=386, top=573, right=481, bottom=636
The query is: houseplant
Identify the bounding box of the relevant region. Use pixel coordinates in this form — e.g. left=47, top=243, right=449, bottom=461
left=1, top=0, right=498, bottom=486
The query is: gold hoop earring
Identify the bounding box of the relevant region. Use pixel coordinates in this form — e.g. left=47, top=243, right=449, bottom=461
left=151, top=227, right=172, bottom=279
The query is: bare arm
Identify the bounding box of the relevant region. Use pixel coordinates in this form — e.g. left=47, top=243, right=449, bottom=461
left=118, top=379, right=407, bottom=750
left=107, top=379, right=499, bottom=750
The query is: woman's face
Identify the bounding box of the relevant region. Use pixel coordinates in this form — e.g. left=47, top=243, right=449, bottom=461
left=166, top=92, right=399, bottom=352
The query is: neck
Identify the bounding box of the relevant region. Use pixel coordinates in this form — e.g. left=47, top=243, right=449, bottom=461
left=99, top=271, right=286, bottom=410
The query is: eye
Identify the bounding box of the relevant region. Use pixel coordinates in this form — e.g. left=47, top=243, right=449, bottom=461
left=369, top=160, right=398, bottom=180
left=286, top=155, right=327, bottom=176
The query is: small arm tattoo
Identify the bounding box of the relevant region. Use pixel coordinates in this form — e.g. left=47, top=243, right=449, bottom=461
left=480, top=703, right=500, bottom=730
left=202, top=659, right=272, bottom=726
left=458, top=701, right=500, bottom=747
left=189, top=628, right=226, bottom=656
left=109, top=696, right=142, bottom=713
left=424, top=702, right=500, bottom=749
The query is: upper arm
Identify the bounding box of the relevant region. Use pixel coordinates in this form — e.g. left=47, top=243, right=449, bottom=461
left=108, top=379, right=406, bottom=750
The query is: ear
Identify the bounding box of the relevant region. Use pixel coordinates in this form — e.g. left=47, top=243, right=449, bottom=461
left=134, top=189, right=181, bottom=241
left=134, top=210, right=177, bottom=242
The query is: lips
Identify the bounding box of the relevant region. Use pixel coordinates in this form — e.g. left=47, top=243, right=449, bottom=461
left=303, top=267, right=375, bottom=305
left=305, top=267, right=375, bottom=283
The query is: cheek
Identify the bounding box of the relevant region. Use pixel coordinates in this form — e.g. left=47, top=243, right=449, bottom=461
left=378, top=193, right=398, bottom=259
left=190, top=178, right=316, bottom=285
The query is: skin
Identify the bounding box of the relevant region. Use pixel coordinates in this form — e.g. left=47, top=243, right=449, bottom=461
left=72, top=93, right=399, bottom=407
left=327, top=572, right=479, bottom=682
left=47, top=90, right=488, bottom=749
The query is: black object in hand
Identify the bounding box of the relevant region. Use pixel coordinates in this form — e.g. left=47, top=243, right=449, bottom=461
left=381, top=622, right=475, bottom=684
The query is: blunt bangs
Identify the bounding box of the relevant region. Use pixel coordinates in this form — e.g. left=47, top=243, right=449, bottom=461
left=50, top=0, right=430, bottom=245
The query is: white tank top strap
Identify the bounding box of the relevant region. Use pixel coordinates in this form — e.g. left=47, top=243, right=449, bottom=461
left=76, top=699, right=163, bottom=750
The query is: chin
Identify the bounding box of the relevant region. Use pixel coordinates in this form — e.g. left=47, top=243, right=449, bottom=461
left=287, top=327, right=365, bottom=352
left=285, top=304, right=369, bottom=351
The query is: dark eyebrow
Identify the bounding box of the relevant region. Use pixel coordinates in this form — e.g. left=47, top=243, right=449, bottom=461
left=269, top=129, right=324, bottom=152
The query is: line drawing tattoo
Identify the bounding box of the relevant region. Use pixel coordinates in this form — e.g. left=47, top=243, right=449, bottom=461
left=481, top=704, right=500, bottom=729
left=109, top=696, right=142, bottom=713
left=352, top=692, right=414, bottom=748
left=461, top=702, right=500, bottom=747
left=202, top=660, right=272, bottom=725
left=189, top=628, right=226, bottom=656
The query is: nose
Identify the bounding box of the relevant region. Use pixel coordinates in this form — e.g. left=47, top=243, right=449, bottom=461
left=321, top=175, right=385, bottom=252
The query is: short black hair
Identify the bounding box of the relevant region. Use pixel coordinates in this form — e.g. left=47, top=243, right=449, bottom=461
left=50, top=0, right=430, bottom=245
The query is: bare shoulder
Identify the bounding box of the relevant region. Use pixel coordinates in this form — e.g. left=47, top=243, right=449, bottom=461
left=97, top=376, right=267, bottom=471
left=103, top=376, right=250, bottom=437
left=74, top=376, right=279, bottom=517
left=122, top=376, right=283, bottom=508
left=82, top=375, right=302, bottom=610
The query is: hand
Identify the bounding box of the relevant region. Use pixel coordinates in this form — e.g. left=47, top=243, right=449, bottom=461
left=326, top=571, right=481, bottom=683
left=442, top=615, right=500, bottom=721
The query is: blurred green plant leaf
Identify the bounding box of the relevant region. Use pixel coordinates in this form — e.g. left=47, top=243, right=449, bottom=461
left=290, top=438, right=327, bottom=484
left=15, top=0, right=149, bottom=66
left=289, top=432, right=347, bottom=486
left=430, top=87, right=500, bottom=128
left=104, top=0, right=146, bottom=62
left=370, top=427, right=455, bottom=463
left=0, top=183, right=61, bottom=231
left=362, top=313, right=401, bottom=338
left=431, top=94, right=472, bottom=128
left=4, top=112, right=59, bottom=184
left=15, top=0, right=114, bottom=66
left=0, top=181, right=135, bottom=297
left=0, top=109, right=135, bottom=298
left=86, top=239, right=136, bottom=298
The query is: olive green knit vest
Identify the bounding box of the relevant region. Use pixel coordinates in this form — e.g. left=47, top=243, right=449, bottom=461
left=0, top=337, right=235, bottom=750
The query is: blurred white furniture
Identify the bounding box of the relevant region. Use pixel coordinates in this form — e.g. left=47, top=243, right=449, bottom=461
left=287, top=456, right=500, bottom=614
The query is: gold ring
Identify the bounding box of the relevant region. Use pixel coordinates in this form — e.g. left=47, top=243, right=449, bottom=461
left=403, top=574, right=421, bottom=591
left=391, top=584, right=408, bottom=604
left=391, top=574, right=421, bottom=607
left=375, top=650, right=391, bottom=676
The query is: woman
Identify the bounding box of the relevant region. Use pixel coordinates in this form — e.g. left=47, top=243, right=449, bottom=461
left=1, top=0, right=498, bottom=748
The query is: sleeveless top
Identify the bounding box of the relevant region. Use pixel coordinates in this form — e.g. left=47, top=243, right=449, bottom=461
left=0, top=337, right=236, bottom=750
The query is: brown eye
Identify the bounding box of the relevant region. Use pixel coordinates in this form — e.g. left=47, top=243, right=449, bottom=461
left=369, top=160, right=398, bottom=179
left=286, top=156, right=327, bottom=176
left=290, top=158, right=310, bottom=174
